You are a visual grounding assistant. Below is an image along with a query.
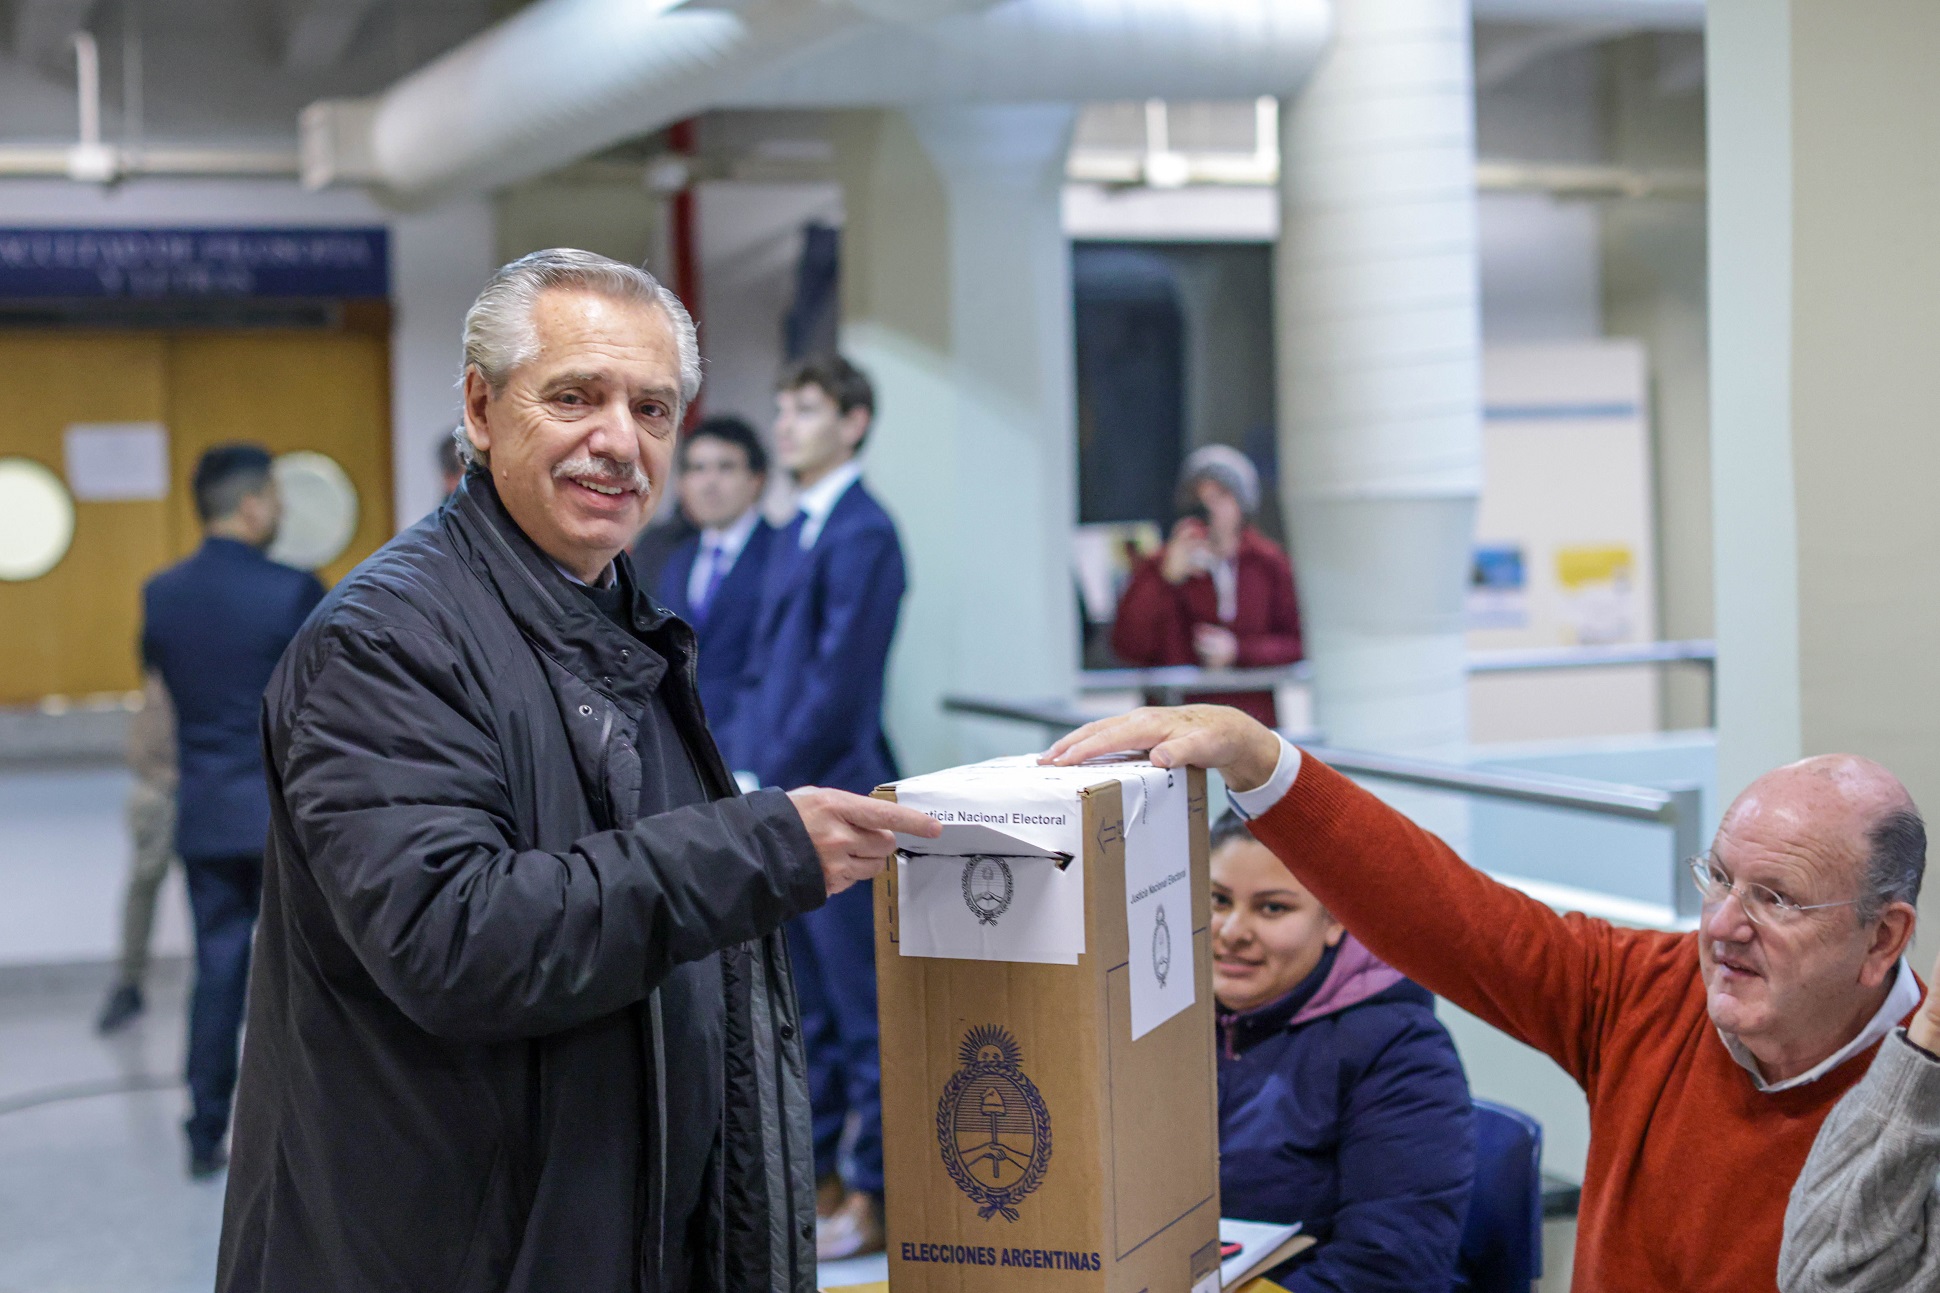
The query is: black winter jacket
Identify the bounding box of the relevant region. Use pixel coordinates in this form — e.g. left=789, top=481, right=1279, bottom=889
left=216, top=475, right=825, bottom=1293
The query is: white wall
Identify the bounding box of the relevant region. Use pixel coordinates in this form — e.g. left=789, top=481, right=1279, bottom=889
left=696, top=180, right=844, bottom=435
left=0, top=178, right=496, bottom=530
left=1479, top=192, right=1603, bottom=343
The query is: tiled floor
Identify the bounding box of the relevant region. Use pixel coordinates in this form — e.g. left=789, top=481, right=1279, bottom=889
left=0, top=966, right=888, bottom=1292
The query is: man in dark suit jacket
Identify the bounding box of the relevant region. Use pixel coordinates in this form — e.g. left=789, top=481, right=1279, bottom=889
left=655, top=417, right=775, bottom=733
left=141, top=444, right=325, bottom=1176
left=726, top=355, right=906, bottom=1259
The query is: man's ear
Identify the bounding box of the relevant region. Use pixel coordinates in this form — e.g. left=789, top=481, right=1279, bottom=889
left=839, top=407, right=870, bottom=452
left=1863, top=901, right=1918, bottom=987
left=461, top=368, right=493, bottom=458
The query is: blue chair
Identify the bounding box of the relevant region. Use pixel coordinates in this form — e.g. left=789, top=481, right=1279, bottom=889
left=1452, top=1099, right=1545, bottom=1293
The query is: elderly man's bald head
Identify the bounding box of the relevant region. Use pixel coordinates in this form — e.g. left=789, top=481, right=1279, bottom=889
left=1723, top=754, right=1925, bottom=921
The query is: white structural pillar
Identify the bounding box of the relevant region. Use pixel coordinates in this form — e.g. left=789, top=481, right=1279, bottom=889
left=1709, top=0, right=1940, bottom=942
left=834, top=105, right=1080, bottom=777
left=1275, top=0, right=1484, bottom=758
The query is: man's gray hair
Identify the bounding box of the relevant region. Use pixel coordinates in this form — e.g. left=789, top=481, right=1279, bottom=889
left=1861, top=806, right=1926, bottom=923
left=455, top=248, right=701, bottom=468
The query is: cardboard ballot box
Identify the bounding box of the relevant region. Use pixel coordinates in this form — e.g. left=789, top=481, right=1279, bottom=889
left=874, top=757, right=1220, bottom=1292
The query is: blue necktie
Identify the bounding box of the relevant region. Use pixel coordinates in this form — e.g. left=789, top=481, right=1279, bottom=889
left=693, top=543, right=728, bottom=621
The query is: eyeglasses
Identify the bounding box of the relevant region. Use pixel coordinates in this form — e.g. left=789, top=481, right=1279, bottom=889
left=1686, top=855, right=1859, bottom=927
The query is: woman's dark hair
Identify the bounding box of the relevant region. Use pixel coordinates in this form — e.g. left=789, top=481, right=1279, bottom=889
left=1210, top=810, right=1255, bottom=853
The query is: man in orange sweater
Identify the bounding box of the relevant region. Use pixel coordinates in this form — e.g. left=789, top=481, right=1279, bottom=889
left=1045, top=706, right=1924, bottom=1291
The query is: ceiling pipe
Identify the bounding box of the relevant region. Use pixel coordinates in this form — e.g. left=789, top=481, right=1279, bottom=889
left=304, top=0, right=898, bottom=201
left=302, top=0, right=1329, bottom=203
left=720, top=0, right=1329, bottom=108
left=68, top=32, right=117, bottom=182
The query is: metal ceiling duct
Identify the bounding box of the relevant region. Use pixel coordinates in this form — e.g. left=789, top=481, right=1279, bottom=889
left=723, top=0, right=1331, bottom=107
left=304, top=0, right=1330, bottom=202
left=325, top=0, right=883, bottom=201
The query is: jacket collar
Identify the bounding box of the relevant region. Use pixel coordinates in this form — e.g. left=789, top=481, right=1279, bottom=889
left=442, top=471, right=689, bottom=710
left=200, top=535, right=267, bottom=561
left=1219, top=941, right=1339, bottom=1057
left=1216, top=935, right=1410, bottom=1057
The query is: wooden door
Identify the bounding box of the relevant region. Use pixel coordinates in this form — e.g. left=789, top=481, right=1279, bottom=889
left=166, top=332, right=393, bottom=588
left=0, top=334, right=170, bottom=703
left=0, top=328, right=392, bottom=705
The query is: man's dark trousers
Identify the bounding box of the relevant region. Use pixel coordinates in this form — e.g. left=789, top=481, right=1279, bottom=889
left=183, top=853, right=262, bottom=1156
left=142, top=535, right=324, bottom=1160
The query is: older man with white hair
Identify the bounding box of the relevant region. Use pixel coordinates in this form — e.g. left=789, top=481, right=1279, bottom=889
left=1045, top=705, right=1924, bottom=1291
left=215, top=249, right=940, bottom=1293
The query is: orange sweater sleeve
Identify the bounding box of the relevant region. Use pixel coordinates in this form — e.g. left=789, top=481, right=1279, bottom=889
left=1247, top=754, right=1645, bottom=1089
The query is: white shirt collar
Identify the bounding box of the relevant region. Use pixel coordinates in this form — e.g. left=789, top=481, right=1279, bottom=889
left=794, top=458, right=863, bottom=549
left=1719, top=957, right=1921, bottom=1092
left=551, top=560, right=615, bottom=589
left=699, top=506, right=762, bottom=564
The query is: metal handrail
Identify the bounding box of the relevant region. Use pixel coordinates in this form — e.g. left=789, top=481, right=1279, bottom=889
left=1078, top=639, right=1716, bottom=695
left=1466, top=639, right=1717, bottom=673
left=940, top=693, right=1707, bottom=921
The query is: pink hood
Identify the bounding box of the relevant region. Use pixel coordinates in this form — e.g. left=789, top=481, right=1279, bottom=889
left=1287, top=934, right=1405, bottom=1027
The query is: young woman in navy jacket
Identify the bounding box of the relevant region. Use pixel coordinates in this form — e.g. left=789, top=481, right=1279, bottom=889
left=1213, top=812, right=1477, bottom=1292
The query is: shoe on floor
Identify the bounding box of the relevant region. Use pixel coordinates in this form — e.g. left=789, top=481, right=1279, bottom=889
left=188, top=1143, right=228, bottom=1181
left=95, top=983, right=144, bottom=1034
left=815, top=1173, right=846, bottom=1219
left=816, top=1189, right=884, bottom=1262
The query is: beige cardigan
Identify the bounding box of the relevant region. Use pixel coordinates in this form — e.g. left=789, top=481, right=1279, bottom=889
left=1781, top=1027, right=1940, bottom=1292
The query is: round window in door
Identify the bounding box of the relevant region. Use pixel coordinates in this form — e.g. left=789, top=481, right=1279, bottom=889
left=268, top=450, right=360, bottom=573
left=0, top=458, right=77, bottom=581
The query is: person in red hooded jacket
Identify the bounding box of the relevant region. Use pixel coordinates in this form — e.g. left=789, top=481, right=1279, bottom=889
left=1112, top=444, right=1303, bottom=725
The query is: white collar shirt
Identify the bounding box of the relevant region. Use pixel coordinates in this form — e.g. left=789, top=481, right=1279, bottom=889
left=686, top=506, right=762, bottom=608
left=1719, top=956, right=1921, bottom=1092
left=794, top=459, right=863, bottom=550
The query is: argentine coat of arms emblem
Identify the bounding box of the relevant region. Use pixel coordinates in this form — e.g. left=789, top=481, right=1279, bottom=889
left=936, top=1025, right=1052, bottom=1220
left=1152, top=902, right=1172, bottom=989
left=960, top=856, right=1014, bottom=925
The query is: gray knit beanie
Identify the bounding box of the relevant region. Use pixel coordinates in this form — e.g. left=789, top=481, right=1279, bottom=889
left=1178, top=443, right=1260, bottom=515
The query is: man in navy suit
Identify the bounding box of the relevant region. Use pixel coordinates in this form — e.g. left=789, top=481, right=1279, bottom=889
left=655, top=416, right=775, bottom=732
left=142, top=444, right=325, bottom=1177
left=727, top=355, right=906, bottom=1259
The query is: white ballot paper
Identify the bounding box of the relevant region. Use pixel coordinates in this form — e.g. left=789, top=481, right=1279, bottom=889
left=891, top=756, right=1197, bottom=1039
left=892, top=758, right=1088, bottom=965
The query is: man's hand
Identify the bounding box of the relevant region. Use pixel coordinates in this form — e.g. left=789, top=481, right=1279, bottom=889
left=1193, top=623, right=1239, bottom=669
left=1912, top=945, right=1940, bottom=1056
left=786, top=787, right=942, bottom=897
left=1040, top=705, right=1282, bottom=793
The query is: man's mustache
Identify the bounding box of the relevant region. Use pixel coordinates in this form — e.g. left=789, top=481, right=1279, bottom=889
left=553, top=455, right=652, bottom=495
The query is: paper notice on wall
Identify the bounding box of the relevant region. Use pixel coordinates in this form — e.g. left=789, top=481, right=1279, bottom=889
left=1555, top=543, right=1635, bottom=645
left=1467, top=543, right=1528, bottom=629
left=1118, top=764, right=1195, bottom=1040
left=64, top=423, right=169, bottom=501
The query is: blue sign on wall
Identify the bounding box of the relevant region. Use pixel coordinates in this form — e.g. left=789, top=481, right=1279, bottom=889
left=0, top=227, right=389, bottom=300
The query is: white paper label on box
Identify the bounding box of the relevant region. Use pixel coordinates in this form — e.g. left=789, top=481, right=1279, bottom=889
left=894, top=852, right=1085, bottom=964
left=63, top=423, right=169, bottom=501
left=1118, top=765, right=1195, bottom=1040
left=892, top=757, right=1088, bottom=965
